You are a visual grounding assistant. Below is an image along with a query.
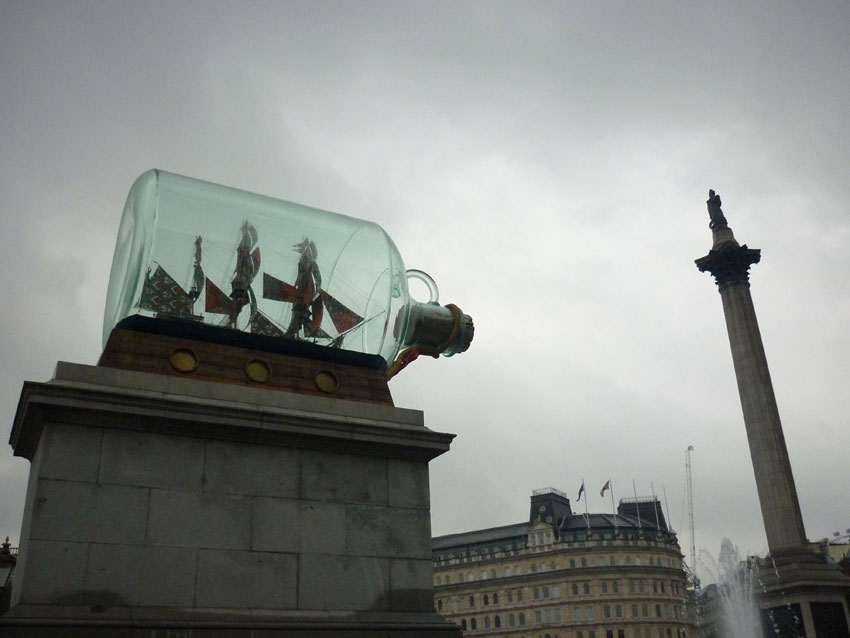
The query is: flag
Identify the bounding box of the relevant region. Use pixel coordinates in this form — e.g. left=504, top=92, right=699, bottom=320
left=600, top=480, right=611, bottom=497
left=577, top=481, right=585, bottom=502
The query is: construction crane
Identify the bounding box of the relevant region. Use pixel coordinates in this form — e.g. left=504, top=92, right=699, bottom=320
left=685, top=445, right=700, bottom=591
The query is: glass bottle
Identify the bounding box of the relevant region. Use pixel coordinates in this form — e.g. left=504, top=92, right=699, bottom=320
left=103, top=169, right=472, bottom=367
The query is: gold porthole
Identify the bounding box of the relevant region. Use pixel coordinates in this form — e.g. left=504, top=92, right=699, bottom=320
left=314, top=370, right=338, bottom=394
left=245, top=359, right=271, bottom=383
left=170, top=348, right=199, bottom=373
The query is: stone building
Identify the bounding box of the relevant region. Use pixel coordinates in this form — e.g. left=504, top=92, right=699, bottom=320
left=432, top=488, right=693, bottom=638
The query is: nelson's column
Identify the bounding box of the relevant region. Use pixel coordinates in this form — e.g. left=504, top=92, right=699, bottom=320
left=696, top=190, right=850, bottom=636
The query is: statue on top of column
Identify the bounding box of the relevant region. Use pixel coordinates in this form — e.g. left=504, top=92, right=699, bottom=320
left=706, top=189, right=728, bottom=229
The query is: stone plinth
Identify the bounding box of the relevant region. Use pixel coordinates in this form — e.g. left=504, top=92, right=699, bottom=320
left=2, top=361, right=462, bottom=636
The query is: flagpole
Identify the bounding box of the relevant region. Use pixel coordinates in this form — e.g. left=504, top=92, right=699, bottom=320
left=651, top=481, right=660, bottom=529
left=610, top=479, right=617, bottom=532
left=663, top=485, right=673, bottom=533
left=632, top=478, right=642, bottom=531
left=583, top=478, right=590, bottom=531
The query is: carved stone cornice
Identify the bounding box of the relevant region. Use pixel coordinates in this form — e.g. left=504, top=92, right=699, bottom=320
left=695, top=243, right=761, bottom=290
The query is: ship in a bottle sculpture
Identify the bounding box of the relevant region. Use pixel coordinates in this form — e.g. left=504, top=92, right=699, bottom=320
left=100, top=170, right=473, bottom=402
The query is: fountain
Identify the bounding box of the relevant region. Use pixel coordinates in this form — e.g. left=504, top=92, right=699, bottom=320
left=698, top=539, right=761, bottom=638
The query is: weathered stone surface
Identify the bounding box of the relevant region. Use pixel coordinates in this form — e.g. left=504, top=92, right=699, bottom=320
left=252, top=498, right=345, bottom=555
left=390, top=559, right=434, bottom=611
left=16, top=540, right=88, bottom=604
left=196, top=549, right=297, bottom=609
left=99, top=429, right=205, bottom=489
left=301, top=451, right=387, bottom=505
left=346, top=505, right=431, bottom=559
left=87, top=543, right=196, bottom=607
left=388, top=460, right=430, bottom=510
left=38, top=424, right=101, bottom=483
left=147, top=489, right=251, bottom=549
left=204, top=440, right=298, bottom=498
left=29, top=480, right=148, bottom=544
left=299, top=554, right=389, bottom=610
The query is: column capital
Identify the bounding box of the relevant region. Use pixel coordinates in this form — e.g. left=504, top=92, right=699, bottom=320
left=695, top=244, right=761, bottom=289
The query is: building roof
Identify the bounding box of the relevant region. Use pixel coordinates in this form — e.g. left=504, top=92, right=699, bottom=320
left=432, top=490, right=678, bottom=558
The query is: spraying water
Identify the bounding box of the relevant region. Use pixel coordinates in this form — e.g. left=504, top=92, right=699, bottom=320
left=698, top=539, right=761, bottom=638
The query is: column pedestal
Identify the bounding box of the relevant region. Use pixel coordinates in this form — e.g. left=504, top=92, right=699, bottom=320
left=2, top=360, right=461, bottom=636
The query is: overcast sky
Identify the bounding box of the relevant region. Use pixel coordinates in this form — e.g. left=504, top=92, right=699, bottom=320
left=2, top=1, right=848, bottom=584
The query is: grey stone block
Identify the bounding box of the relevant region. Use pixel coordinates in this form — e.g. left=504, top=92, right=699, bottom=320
left=388, top=460, right=430, bottom=510
left=204, top=440, right=298, bottom=498
left=299, top=554, right=389, bottom=611
left=29, top=480, right=148, bottom=544
left=252, top=498, right=345, bottom=555
left=17, top=540, right=88, bottom=604
left=147, top=489, right=251, bottom=549
left=390, top=559, right=434, bottom=611
left=86, top=543, right=196, bottom=607
left=99, top=429, right=204, bottom=489
left=195, top=549, right=297, bottom=609
left=301, top=451, right=388, bottom=505
left=38, top=424, right=102, bottom=483
left=346, top=506, right=432, bottom=559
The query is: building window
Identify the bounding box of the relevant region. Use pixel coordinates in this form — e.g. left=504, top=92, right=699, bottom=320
left=484, top=616, right=491, bottom=629
left=470, top=618, right=477, bottom=630
left=577, top=632, right=584, bottom=638
left=639, top=581, right=646, bottom=593
left=445, top=574, right=450, bottom=584
left=570, top=558, right=576, bottom=568
left=505, top=567, right=512, bottom=577
left=508, top=613, right=515, bottom=627
left=458, top=572, right=464, bottom=583
left=495, top=615, right=501, bottom=628
left=507, top=591, right=513, bottom=603
left=532, top=564, right=538, bottom=573
left=461, top=619, right=466, bottom=630
left=469, top=596, right=475, bottom=608
left=493, top=592, right=498, bottom=604
left=542, top=585, right=549, bottom=599
left=583, top=583, right=590, bottom=595
left=631, top=604, right=638, bottom=617
left=484, top=594, right=489, bottom=605
left=535, top=610, right=542, bottom=625
left=615, top=604, right=622, bottom=618
left=437, top=599, right=443, bottom=610
left=533, top=587, right=540, bottom=600
left=481, top=570, right=488, bottom=580
left=613, top=581, right=619, bottom=593
left=586, top=605, right=594, bottom=619
left=604, top=605, right=611, bottom=618
left=435, top=576, right=442, bottom=586
left=601, top=582, right=608, bottom=593
left=581, top=557, right=588, bottom=567
left=642, top=603, right=648, bottom=617
left=607, top=631, right=614, bottom=638
left=655, top=604, right=661, bottom=617
left=468, top=572, right=473, bottom=582
left=490, top=568, right=496, bottom=579
left=572, top=584, right=579, bottom=596
left=551, top=585, right=560, bottom=598
left=574, top=607, right=583, bottom=621
left=517, top=589, right=523, bottom=602
left=619, top=630, right=625, bottom=638
left=519, top=612, right=525, bottom=625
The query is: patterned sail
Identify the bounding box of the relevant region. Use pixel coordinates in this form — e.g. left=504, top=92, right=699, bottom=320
left=204, top=277, right=236, bottom=315
left=139, top=265, right=194, bottom=316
